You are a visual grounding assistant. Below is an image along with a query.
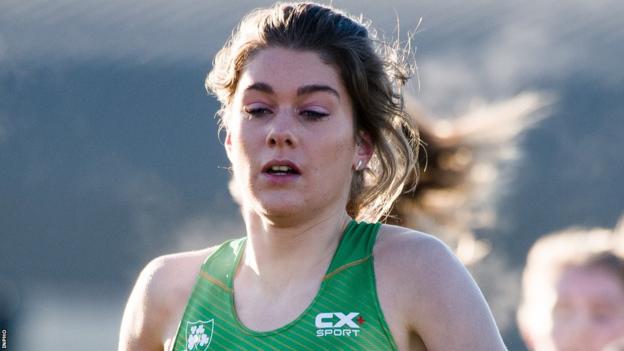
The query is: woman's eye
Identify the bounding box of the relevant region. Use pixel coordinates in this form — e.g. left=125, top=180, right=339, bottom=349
left=591, top=308, right=616, bottom=324
left=243, top=107, right=272, bottom=117
left=300, top=110, right=329, bottom=120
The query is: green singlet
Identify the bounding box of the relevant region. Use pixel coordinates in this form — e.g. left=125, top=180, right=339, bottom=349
left=172, top=220, right=398, bottom=350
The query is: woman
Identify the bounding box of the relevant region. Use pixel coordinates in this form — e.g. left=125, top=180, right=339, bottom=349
left=517, top=219, right=624, bottom=351
left=119, top=3, right=507, bottom=350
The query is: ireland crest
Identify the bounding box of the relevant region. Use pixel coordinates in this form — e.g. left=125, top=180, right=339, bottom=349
left=185, top=319, right=214, bottom=351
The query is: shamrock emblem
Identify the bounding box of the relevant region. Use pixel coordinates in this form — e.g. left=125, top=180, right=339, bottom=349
left=186, top=319, right=214, bottom=350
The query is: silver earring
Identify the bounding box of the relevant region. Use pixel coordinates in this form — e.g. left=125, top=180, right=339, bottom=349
left=356, top=160, right=363, bottom=171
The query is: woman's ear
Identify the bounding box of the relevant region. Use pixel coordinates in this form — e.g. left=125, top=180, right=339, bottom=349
left=354, top=131, right=373, bottom=170
left=224, top=129, right=233, bottom=162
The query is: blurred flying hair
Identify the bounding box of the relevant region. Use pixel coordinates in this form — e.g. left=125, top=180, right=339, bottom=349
left=206, top=2, right=419, bottom=222
left=394, top=92, right=552, bottom=264
left=392, top=92, right=553, bottom=332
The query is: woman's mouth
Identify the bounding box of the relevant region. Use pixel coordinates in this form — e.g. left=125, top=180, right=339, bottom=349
left=261, top=161, right=301, bottom=183
left=262, top=160, right=301, bottom=175
left=266, top=165, right=299, bottom=175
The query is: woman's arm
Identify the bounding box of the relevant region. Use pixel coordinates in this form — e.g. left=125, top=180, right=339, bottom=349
left=118, top=257, right=171, bottom=351
left=378, top=229, right=508, bottom=350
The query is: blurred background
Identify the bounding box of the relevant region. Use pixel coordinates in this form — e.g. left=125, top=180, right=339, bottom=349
left=1, top=0, right=622, bottom=350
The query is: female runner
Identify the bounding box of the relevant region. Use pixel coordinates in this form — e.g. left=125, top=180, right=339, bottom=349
left=119, top=2, right=507, bottom=350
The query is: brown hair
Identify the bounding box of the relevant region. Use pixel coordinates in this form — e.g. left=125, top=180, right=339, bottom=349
left=394, top=92, right=551, bottom=263
left=206, top=2, right=419, bottom=221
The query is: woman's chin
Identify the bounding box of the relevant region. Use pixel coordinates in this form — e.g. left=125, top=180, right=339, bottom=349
left=252, top=197, right=306, bottom=218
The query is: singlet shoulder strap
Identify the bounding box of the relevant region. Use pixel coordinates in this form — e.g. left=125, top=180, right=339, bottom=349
left=199, top=237, right=246, bottom=292
left=324, top=220, right=381, bottom=280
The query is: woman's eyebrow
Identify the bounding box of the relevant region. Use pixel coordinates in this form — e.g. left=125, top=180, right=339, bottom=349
left=244, top=82, right=274, bottom=95
left=297, top=84, right=340, bottom=100
left=243, top=82, right=340, bottom=100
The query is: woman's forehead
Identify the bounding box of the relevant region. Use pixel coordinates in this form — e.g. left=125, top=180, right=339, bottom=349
left=555, top=266, right=624, bottom=299
left=236, top=47, right=346, bottom=97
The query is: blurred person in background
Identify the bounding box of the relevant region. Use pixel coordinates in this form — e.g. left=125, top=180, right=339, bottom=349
left=517, top=216, right=624, bottom=351
left=118, top=2, right=507, bottom=351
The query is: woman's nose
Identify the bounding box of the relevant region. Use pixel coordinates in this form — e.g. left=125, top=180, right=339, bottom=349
left=266, top=109, right=298, bottom=148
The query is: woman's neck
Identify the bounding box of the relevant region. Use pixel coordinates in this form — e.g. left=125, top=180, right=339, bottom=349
left=238, top=209, right=352, bottom=293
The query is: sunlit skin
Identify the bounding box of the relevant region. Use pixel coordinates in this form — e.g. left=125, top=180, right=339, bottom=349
left=119, top=46, right=507, bottom=351
left=223, top=46, right=377, bottom=338
left=225, top=47, right=363, bottom=227
left=549, top=266, right=624, bottom=351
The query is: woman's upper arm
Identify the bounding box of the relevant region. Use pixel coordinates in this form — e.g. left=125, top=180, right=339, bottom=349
left=386, top=232, right=507, bottom=351
left=118, top=257, right=170, bottom=351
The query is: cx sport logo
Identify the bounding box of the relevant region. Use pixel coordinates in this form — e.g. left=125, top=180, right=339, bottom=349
left=315, top=312, right=364, bottom=337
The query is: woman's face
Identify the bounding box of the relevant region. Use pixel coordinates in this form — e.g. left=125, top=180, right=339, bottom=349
left=225, top=47, right=365, bottom=222
left=549, top=266, right=624, bottom=351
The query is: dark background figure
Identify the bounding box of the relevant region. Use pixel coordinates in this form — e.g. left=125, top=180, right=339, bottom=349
left=1, top=1, right=622, bottom=350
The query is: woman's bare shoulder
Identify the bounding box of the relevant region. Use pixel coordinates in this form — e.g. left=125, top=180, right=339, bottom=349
left=375, top=223, right=454, bottom=266
left=374, top=224, right=506, bottom=350
left=374, top=223, right=470, bottom=302
left=118, top=245, right=220, bottom=350
left=146, top=247, right=219, bottom=288
left=374, top=223, right=466, bottom=306
left=138, top=245, right=222, bottom=316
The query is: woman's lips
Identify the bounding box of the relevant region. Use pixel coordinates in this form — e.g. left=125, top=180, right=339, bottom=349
left=261, top=160, right=301, bottom=174
left=261, top=160, right=301, bottom=184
